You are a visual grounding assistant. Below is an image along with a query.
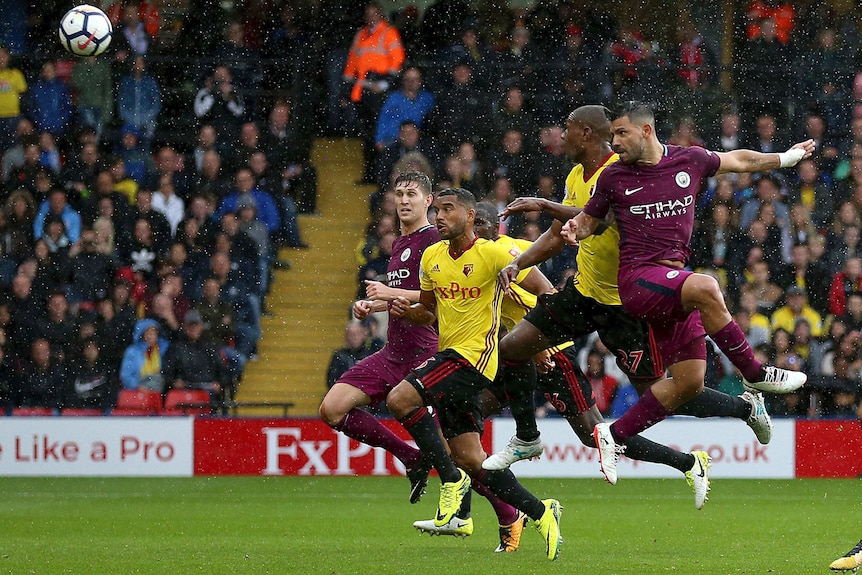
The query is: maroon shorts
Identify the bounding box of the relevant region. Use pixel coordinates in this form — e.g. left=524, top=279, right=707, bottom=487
left=618, top=262, right=707, bottom=365
left=336, top=347, right=436, bottom=406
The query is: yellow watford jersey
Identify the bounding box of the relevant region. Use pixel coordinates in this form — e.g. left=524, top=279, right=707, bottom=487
left=494, top=234, right=536, bottom=331
left=564, top=152, right=621, bottom=305
left=420, top=237, right=530, bottom=381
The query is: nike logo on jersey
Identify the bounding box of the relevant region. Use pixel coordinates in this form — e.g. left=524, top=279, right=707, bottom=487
left=624, top=187, right=643, bottom=196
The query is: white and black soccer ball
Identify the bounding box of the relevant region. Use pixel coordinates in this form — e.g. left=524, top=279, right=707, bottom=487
left=58, top=5, right=113, bottom=57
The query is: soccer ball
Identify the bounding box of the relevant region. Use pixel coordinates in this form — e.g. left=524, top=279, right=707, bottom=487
left=58, top=5, right=113, bottom=57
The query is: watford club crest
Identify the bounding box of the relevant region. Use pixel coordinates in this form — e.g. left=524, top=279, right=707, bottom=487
left=462, top=264, right=474, bottom=277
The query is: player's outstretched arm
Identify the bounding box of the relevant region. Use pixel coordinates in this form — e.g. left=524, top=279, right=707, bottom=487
left=499, top=220, right=567, bottom=292
left=515, top=267, right=554, bottom=297
left=364, top=280, right=420, bottom=303
left=499, top=197, right=580, bottom=222
left=716, top=139, right=815, bottom=174
left=390, top=291, right=436, bottom=325
left=560, top=212, right=600, bottom=246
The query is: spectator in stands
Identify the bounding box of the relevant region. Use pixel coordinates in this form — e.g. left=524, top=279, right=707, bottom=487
left=117, top=125, right=154, bottom=185
left=740, top=259, right=785, bottom=316
left=162, top=309, right=230, bottom=402
left=374, top=66, right=435, bottom=152
left=112, top=2, right=149, bottom=62
left=194, top=65, right=246, bottom=144
left=787, top=158, right=835, bottom=229
left=326, top=320, right=373, bottom=389
left=63, top=337, right=118, bottom=411
left=0, top=45, right=26, bottom=156
left=586, top=348, right=619, bottom=417
left=94, top=288, right=135, bottom=367
left=194, top=150, right=232, bottom=204
left=801, top=111, right=840, bottom=175
left=492, top=86, right=538, bottom=148
left=7, top=272, right=39, bottom=360
left=195, top=276, right=242, bottom=374
left=740, top=172, right=790, bottom=230
left=218, top=167, right=280, bottom=237
left=738, top=17, right=794, bottom=133
left=2, top=188, right=35, bottom=263
left=67, top=227, right=117, bottom=307
left=108, top=156, right=138, bottom=206
left=117, top=55, right=161, bottom=151
left=234, top=197, right=271, bottom=303
left=28, top=61, right=72, bottom=138
left=13, top=338, right=65, bottom=409
left=442, top=21, right=500, bottom=94
left=778, top=242, right=830, bottom=316
left=81, top=170, right=133, bottom=230
left=150, top=145, right=192, bottom=201
left=192, top=124, right=219, bottom=173
left=34, top=188, right=81, bottom=244
left=737, top=291, right=772, bottom=348
left=34, top=290, right=77, bottom=360
left=152, top=172, right=184, bottom=237
left=1, top=119, right=34, bottom=183
left=771, top=285, right=824, bottom=337
left=120, top=318, right=169, bottom=391
left=829, top=257, right=862, bottom=317
left=746, top=112, right=787, bottom=154
left=128, top=188, right=172, bottom=254
left=375, top=120, right=439, bottom=188
left=246, top=150, right=306, bottom=249
left=205, top=252, right=260, bottom=360
left=70, top=56, right=113, bottom=142
left=485, top=129, right=535, bottom=196
left=210, top=21, right=262, bottom=100
left=535, top=125, right=569, bottom=192
left=261, top=4, right=312, bottom=98
left=4, top=141, right=40, bottom=194
left=119, top=218, right=159, bottom=282
left=428, top=60, right=490, bottom=155
left=499, top=25, right=543, bottom=96
left=342, top=2, right=405, bottom=182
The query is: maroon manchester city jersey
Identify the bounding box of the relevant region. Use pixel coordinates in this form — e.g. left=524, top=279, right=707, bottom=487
left=385, top=224, right=440, bottom=359
left=583, top=144, right=721, bottom=269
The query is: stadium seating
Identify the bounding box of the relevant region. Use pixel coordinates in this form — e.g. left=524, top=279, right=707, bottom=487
left=11, top=407, right=57, bottom=416
left=162, top=389, right=212, bottom=416
left=60, top=408, right=105, bottom=416
left=113, top=390, right=163, bottom=415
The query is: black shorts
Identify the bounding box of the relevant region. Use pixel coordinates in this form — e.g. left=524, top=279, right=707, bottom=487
left=538, top=346, right=594, bottom=416
left=405, top=349, right=486, bottom=439
left=524, top=276, right=665, bottom=382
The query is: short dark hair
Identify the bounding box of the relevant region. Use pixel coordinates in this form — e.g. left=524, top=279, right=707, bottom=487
left=474, top=201, right=499, bottom=226
left=612, top=101, right=655, bottom=126
left=436, top=187, right=476, bottom=210
left=394, top=171, right=433, bottom=196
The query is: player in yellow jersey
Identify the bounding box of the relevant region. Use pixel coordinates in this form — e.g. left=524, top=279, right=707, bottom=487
left=491, top=106, right=773, bottom=502
left=386, top=188, right=563, bottom=560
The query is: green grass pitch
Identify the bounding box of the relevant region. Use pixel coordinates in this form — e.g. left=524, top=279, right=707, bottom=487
left=0, top=476, right=858, bottom=574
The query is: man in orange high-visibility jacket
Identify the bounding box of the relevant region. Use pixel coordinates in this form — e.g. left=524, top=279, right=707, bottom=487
left=343, top=3, right=406, bottom=183
left=344, top=3, right=405, bottom=103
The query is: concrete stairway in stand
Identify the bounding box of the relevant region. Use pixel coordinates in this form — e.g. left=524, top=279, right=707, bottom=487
left=232, top=138, right=372, bottom=416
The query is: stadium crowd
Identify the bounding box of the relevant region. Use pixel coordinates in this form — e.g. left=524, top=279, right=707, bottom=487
left=0, top=0, right=861, bottom=420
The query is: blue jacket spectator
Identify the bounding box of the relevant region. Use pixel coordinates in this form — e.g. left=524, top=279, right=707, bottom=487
left=33, top=188, right=82, bottom=243
left=119, top=318, right=170, bottom=391
left=29, top=61, right=73, bottom=136
left=217, top=167, right=280, bottom=234
left=117, top=55, right=161, bottom=146
left=374, top=67, right=435, bottom=148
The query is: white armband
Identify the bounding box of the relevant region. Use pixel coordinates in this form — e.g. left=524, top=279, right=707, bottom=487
left=778, top=148, right=805, bottom=168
